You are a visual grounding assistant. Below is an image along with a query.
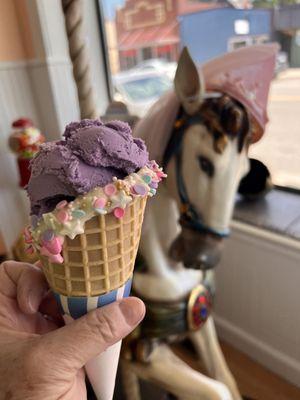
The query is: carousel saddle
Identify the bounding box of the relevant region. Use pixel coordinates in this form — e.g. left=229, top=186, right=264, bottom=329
left=138, top=283, right=213, bottom=340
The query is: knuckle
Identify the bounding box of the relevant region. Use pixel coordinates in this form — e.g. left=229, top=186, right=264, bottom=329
left=1, top=261, right=12, bottom=274
left=88, top=311, right=120, bottom=343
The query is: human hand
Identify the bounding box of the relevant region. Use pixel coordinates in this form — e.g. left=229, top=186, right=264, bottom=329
left=0, top=261, right=145, bottom=399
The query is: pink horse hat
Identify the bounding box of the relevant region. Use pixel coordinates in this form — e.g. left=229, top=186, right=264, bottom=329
left=134, top=44, right=279, bottom=163
left=203, top=43, right=279, bottom=143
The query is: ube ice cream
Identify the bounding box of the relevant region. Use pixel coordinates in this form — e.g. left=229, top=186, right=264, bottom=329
left=27, top=119, right=149, bottom=217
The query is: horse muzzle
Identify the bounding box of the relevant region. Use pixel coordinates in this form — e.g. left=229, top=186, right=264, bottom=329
left=168, top=226, right=224, bottom=270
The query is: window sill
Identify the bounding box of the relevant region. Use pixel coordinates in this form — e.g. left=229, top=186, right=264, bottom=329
left=233, top=188, right=300, bottom=242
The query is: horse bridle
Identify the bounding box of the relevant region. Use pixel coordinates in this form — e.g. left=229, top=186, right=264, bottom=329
left=162, top=97, right=230, bottom=239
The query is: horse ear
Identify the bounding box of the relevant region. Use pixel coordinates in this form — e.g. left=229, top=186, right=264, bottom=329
left=174, top=47, right=204, bottom=115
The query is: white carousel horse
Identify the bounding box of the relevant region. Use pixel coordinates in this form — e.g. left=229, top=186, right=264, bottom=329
left=121, top=46, right=277, bottom=400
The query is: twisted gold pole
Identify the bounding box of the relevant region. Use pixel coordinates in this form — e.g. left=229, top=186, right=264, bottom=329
left=62, top=0, right=98, bottom=119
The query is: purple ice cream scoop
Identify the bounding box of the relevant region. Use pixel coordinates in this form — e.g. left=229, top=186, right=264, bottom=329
left=27, top=119, right=149, bottom=217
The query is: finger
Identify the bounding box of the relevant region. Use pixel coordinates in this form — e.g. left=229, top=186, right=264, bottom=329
left=0, top=261, right=48, bottom=314
left=40, top=297, right=145, bottom=371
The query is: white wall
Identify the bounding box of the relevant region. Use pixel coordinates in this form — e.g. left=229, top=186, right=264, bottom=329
left=0, top=61, right=41, bottom=248
left=0, top=0, right=109, bottom=250
left=215, top=221, right=300, bottom=387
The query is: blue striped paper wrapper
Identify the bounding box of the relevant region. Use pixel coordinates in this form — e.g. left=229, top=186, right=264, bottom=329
left=53, top=278, right=132, bottom=319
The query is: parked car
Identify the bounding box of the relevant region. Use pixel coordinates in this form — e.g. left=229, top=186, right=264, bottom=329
left=134, top=58, right=177, bottom=80
left=112, top=70, right=173, bottom=117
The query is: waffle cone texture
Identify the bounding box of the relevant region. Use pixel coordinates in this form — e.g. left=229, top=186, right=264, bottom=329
left=40, top=196, right=147, bottom=297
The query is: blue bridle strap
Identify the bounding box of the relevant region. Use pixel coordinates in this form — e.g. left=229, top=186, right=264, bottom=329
left=163, top=107, right=230, bottom=239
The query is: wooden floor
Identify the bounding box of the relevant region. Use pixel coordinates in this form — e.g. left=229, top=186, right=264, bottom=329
left=112, top=339, right=300, bottom=400
left=172, top=341, right=300, bottom=400
left=221, top=341, right=300, bottom=400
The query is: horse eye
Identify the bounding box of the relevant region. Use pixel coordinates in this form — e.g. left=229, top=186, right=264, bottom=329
left=198, top=155, right=214, bottom=177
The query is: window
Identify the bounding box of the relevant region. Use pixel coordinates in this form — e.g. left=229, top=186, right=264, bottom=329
left=102, top=0, right=300, bottom=189
left=142, top=47, right=153, bottom=60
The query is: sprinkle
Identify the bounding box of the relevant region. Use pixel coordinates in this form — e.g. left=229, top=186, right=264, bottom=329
left=104, top=184, right=117, bottom=196
left=156, top=171, right=166, bottom=179
left=114, top=207, right=125, bottom=219
left=150, top=188, right=156, bottom=195
left=56, top=210, right=69, bottom=223
left=149, top=181, right=158, bottom=189
left=49, top=253, right=64, bottom=264
left=43, top=237, right=62, bottom=254
left=133, top=184, right=147, bottom=196
left=93, top=197, right=107, bottom=209
left=25, top=246, right=34, bottom=254
left=24, top=237, right=32, bottom=245
left=116, top=181, right=125, bottom=190
left=42, top=229, right=54, bottom=242
left=56, top=200, right=68, bottom=209
left=72, top=209, right=86, bottom=218
left=142, top=174, right=151, bottom=184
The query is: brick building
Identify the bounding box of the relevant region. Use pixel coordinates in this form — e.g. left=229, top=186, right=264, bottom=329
left=116, top=0, right=229, bottom=70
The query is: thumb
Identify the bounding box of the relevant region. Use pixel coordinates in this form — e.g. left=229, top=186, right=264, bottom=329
left=40, top=297, right=145, bottom=370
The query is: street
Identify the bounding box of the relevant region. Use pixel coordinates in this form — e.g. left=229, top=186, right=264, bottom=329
left=249, top=69, right=300, bottom=189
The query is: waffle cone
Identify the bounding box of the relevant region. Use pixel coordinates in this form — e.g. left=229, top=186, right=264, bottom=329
left=40, top=196, right=147, bottom=297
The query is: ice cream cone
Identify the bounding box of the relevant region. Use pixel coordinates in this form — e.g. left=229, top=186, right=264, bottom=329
left=41, top=196, right=146, bottom=297
left=25, top=118, right=166, bottom=400
left=35, top=196, right=146, bottom=400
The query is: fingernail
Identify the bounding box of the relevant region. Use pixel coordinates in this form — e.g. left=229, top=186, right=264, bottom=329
left=119, top=298, right=145, bottom=326
left=28, top=289, right=46, bottom=313
left=28, top=290, right=37, bottom=312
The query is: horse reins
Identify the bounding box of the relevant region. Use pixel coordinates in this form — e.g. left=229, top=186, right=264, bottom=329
left=162, top=99, right=230, bottom=239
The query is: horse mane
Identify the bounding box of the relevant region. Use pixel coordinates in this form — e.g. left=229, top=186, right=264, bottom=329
left=133, top=91, right=250, bottom=163
left=197, top=94, right=250, bottom=154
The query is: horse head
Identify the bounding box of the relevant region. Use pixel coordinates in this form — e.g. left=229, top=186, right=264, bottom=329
left=135, top=45, right=277, bottom=272
left=164, top=48, right=251, bottom=270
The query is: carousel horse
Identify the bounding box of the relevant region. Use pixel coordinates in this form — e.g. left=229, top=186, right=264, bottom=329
left=121, top=45, right=278, bottom=400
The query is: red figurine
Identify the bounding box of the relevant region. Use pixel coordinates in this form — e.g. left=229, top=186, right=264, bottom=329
left=8, top=118, right=45, bottom=187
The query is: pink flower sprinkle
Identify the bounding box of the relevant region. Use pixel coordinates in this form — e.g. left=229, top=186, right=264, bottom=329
left=114, top=207, right=125, bottom=219
left=133, top=184, right=147, bottom=196
left=104, top=184, right=117, bottom=196
left=56, top=210, right=69, bottom=223
left=156, top=171, right=165, bottom=179
left=93, top=197, right=107, bottom=209
left=43, top=237, right=62, bottom=254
